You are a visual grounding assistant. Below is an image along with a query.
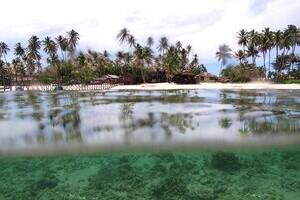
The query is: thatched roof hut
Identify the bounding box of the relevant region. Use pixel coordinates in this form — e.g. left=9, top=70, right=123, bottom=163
left=172, top=72, right=200, bottom=84
left=198, top=72, right=218, bottom=82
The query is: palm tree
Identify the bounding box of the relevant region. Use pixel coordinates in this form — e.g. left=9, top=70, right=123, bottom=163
left=258, top=33, right=269, bottom=69
left=157, top=37, right=169, bottom=54
left=123, top=52, right=132, bottom=66
left=237, top=29, right=248, bottom=50
left=43, top=36, right=58, bottom=56
left=186, top=45, right=192, bottom=54
left=56, top=35, right=68, bottom=61
left=216, top=44, right=232, bottom=75
left=189, top=54, right=201, bottom=69
left=186, top=45, right=192, bottom=60
left=163, top=46, right=181, bottom=80
left=246, top=44, right=259, bottom=65
left=67, top=29, right=80, bottom=58
left=234, top=50, right=246, bottom=65
left=14, top=43, right=26, bottom=84
left=27, top=36, right=41, bottom=73
left=143, top=46, right=153, bottom=68
left=176, top=41, right=182, bottom=49
left=128, top=35, right=136, bottom=48
left=26, top=57, right=35, bottom=76
left=274, top=30, right=282, bottom=60
left=262, top=27, right=273, bottom=73
left=0, top=42, right=10, bottom=62
left=282, top=25, right=299, bottom=70
left=43, top=36, right=60, bottom=79
left=180, top=48, right=188, bottom=69
left=133, top=44, right=153, bottom=83
left=280, top=29, right=292, bottom=56
left=117, top=28, right=131, bottom=45
left=11, top=58, right=20, bottom=83
left=14, top=42, right=25, bottom=58
left=297, top=27, right=300, bottom=48
left=287, top=24, right=298, bottom=55
left=147, top=36, right=154, bottom=48
left=116, top=51, right=125, bottom=63
left=103, top=50, right=109, bottom=58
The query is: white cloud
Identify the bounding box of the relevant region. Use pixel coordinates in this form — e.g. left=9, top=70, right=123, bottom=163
left=0, top=0, right=299, bottom=73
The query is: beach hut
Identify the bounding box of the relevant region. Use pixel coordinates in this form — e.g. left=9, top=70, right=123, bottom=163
left=198, top=72, right=218, bottom=82
left=172, top=72, right=200, bottom=84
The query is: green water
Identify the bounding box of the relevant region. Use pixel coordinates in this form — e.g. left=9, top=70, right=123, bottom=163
left=1, top=149, right=300, bottom=200
left=0, top=89, right=300, bottom=199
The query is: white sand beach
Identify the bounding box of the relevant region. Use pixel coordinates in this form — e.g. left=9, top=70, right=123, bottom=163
left=112, top=82, right=300, bottom=90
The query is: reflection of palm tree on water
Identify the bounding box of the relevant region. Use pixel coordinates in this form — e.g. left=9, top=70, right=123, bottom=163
left=219, top=90, right=300, bottom=134
left=0, top=94, right=7, bottom=120
left=26, top=91, right=46, bottom=143
left=119, top=102, right=135, bottom=142
left=119, top=105, right=196, bottom=141
left=47, top=92, right=83, bottom=143
left=61, top=92, right=82, bottom=142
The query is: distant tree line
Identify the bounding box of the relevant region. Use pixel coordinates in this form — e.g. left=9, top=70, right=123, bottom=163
left=0, top=28, right=206, bottom=85
left=216, top=24, right=300, bottom=83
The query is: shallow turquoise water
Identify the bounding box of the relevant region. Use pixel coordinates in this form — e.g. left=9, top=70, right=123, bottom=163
left=1, top=149, right=300, bottom=200
left=0, top=89, right=300, bottom=199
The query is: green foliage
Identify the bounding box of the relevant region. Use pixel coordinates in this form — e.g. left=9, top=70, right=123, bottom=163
left=75, top=67, right=96, bottom=84
left=288, top=68, right=300, bottom=80
left=163, top=46, right=182, bottom=73
left=60, top=61, right=76, bottom=84
left=37, top=68, right=56, bottom=84
left=221, top=64, right=265, bottom=82
left=284, top=79, right=300, bottom=84
left=190, top=64, right=207, bottom=75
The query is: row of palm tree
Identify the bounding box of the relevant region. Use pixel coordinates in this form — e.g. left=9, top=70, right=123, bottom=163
left=237, top=25, right=299, bottom=72
left=115, top=28, right=203, bottom=82
left=0, top=30, right=79, bottom=84
left=216, top=24, right=300, bottom=79
left=1, top=28, right=206, bottom=85
left=68, top=28, right=203, bottom=83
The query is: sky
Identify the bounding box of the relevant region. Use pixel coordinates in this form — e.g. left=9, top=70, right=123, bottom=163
left=0, top=0, right=299, bottom=74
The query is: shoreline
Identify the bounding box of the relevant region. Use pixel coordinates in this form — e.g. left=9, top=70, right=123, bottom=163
left=2, top=82, right=300, bottom=92
left=112, top=82, right=300, bottom=90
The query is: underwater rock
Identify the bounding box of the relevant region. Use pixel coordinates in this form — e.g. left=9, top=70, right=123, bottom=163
left=151, top=176, right=188, bottom=200
left=211, top=151, right=241, bottom=171
left=25, top=175, right=59, bottom=197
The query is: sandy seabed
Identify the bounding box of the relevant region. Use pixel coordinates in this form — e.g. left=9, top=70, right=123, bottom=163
left=112, top=82, right=300, bottom=90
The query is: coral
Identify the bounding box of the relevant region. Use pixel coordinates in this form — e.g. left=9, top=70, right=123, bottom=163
left=150, top=176, right=188, bottom=200
left=25, top=175, right=59, bottom=197
left=210, top=151, right=241, bottom=171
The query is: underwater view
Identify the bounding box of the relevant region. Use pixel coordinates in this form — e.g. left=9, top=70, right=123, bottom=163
left=0, top=89, right=300, bottom=199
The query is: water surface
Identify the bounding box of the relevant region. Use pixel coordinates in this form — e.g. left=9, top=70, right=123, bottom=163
left=0, top=89, right=300, bottom=199
left=0, top=89, right=299, bottom=152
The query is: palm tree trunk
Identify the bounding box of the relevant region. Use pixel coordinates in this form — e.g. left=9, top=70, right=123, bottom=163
left=219, top=64, right=223, bottom=76
left=140, top=68, right=145, bottom=83
left=120, top=62, right=124, bottom=74
left=60, top=50, right=64, bottom=61
left=263, top=52, right=266, bottom=69
left=268, top=50, right=271, bottom=78
left=292, top=44, right=296, bottom=55
left=21, top=75, right=24, bottom=86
